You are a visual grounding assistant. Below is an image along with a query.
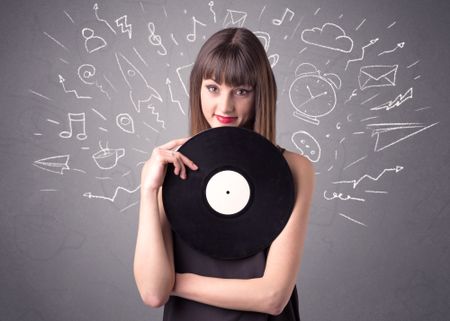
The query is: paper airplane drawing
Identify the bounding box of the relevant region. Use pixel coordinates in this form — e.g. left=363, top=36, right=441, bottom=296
left=33, top=155, right=70, bottom=175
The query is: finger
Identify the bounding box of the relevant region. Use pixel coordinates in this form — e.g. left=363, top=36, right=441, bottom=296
left=171, top=151, right=188, bottom=179
left=178, top=153, right=199, bottom=171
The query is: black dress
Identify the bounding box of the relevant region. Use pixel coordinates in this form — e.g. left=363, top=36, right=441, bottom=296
left=163, top=146, right=301, bottom=321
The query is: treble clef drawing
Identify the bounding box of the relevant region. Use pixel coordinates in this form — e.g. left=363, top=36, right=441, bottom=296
left=147, top=22, right=167, bottom=55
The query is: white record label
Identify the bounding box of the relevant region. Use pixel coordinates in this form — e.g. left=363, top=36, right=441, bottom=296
left=205, top=170, right=251, bottom=215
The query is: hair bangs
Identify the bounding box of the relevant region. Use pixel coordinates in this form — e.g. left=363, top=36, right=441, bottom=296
left=202, top=45, right=257, bottom=87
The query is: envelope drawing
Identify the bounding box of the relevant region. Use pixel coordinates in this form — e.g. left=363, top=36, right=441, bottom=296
left=223, top=9, right=247, bottom=28
left=358, top=64, right=398, bottom=91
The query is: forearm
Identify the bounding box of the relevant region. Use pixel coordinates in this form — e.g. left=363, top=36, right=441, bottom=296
left=172, top=273, right=281, bottom=315
left=133, top=189, right=174, bottom=305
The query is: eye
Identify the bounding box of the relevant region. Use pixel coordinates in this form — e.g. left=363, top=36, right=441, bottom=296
left=235, top=88, right=252, bottom=96
left=206, top=85, right=218, bottom=93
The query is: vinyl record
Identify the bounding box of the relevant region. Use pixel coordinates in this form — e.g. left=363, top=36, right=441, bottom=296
left=162, top=126, right=295, bottom=260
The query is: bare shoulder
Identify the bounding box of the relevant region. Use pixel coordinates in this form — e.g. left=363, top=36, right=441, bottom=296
left=282, top=149, right=315, bottom=179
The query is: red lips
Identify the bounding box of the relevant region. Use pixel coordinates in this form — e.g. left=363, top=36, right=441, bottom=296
left=216, top=115, right=237, bottom=124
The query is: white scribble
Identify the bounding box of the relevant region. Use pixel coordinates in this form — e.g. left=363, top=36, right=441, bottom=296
left=345, top=37, right=378, bottom=70
left=115, top=15, right=132, bottom=39
left=378, top=42, right=405, bottom=56
left=116, top=113, right=135, bottom=134
left=91, top=107, right=106, bottom=120
left=358, top=65, right=398, bottom=91
left=291, top=130, right=321, bottom=162
left=63, top=10, right=74, bottom=24
left=176, top=63, right=194, bottom=96
left=147, top=22, right=167, bottom=55
left=301, top=23, right=353, bottom=53
left=147, top=104, right=166, bottom=129
left=366, top=122, right=439, bottom=152
left=166, top=78, right=185, bottom=115
left=43, top=32, right=69, bottom=52
left=406, top=60, right=420, bottom=69
left=82, top=28, right=107, bottom=53
left=115, top=52, right=163, bottom=113
left=223, top=9, right=247, bottom=28
left=208, top=1, right=216, bottom=23
left=58, top=74, right=92, bottom=99
left=355, top=18, right=366, bottom=31
left=187, top=16, right=207, bottom=42
left=143, top=121, right=160, bottom=133
left=92, top=141, right=125, bottom=170
left=323, top=190, right=365, bottom=202
left=33, top=155, right=70, bottom=175
left=272, top=8, right=294, bottom=26
left=343, top=155, right=367, bottom=170
left=133, top=46, right=148, bottom=67
left=59, top=112, right=87, bottom=140
left=361, top=93, right=379, bottom=105
left=83, top=185, right=140, bottom=202
left=170, top=33, right=179, bottom=46
left=77, top=64, right=111, bottom=100
left=29, top=89, right=52, bottom=101
left=370, top=87, right=413, bottom=111
left=339, top=213, right=367, bottom=227
left=93, top=3, right=116, bottom=34
left=333, top=165, right=403, bottom=189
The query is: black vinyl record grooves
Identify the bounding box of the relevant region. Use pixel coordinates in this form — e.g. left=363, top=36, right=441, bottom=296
left=162, top=126, right=295, bottom=260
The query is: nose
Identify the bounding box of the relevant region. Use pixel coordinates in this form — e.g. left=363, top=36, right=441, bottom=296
left=217, top=92, right=234, bottom=114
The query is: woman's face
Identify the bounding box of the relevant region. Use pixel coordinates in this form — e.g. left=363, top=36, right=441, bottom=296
left=200, top=78, right=255, bottom=128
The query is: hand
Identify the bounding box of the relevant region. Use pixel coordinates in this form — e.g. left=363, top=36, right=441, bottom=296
left=140, top=137, right=198, bottom=193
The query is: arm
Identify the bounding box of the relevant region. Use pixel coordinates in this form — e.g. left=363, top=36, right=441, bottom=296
left=172, top=152, right=315, bottom=315
left=133, top=138, right=197, bottom=307
left=133, top=186, right=175, bottom=307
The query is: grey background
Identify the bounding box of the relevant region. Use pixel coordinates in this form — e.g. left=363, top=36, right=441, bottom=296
left=1, top=0, right=449, bottom=320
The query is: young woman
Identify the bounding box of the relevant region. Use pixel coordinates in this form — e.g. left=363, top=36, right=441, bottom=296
left=134, top=28, right=315, bottom=320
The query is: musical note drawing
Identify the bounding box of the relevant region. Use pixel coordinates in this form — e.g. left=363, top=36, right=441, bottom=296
left=370, top=88, right=413, bottom=111
left=58, top=74, right=92, bottom=99
left=147, top=22, right=167, bottom=55
left=116, top=15, right=132, bottom=39
left=187, top=16, right=207, bottom=42
left=93, top=3, right=116, bottom=34
left=59, top=112, right=88, bottom=140
left=82, top=27, right=107, bottom=53
left=77, top=64, right=111, bottom=100
left=33, top=155, right=70, bottom=175
left=272, top=8, right=294, bottom=26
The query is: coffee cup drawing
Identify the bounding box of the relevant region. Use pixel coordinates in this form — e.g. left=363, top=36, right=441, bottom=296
left=92, top=141, right=125, bottom=170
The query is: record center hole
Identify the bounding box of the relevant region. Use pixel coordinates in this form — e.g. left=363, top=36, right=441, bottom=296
left=226, top=191, right=230, bottom=194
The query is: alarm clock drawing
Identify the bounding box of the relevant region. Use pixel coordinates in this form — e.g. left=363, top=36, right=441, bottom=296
left=289, top=63, right=341, bottom=125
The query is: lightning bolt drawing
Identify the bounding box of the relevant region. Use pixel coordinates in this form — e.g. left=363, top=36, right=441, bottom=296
left=115, top=15, right=132, bottom=39
left=166, top=78, right=185, bottom=115
left=370, top=88, right=413, bottom=111
left=332, top=165, right=404, bottom=189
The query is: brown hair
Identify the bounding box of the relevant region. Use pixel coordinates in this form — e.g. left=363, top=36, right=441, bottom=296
left=189, top=28, right=277, bottom=144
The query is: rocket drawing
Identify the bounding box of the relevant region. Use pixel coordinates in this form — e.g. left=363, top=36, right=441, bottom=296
left=115, top=52, right=163, bottom=113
